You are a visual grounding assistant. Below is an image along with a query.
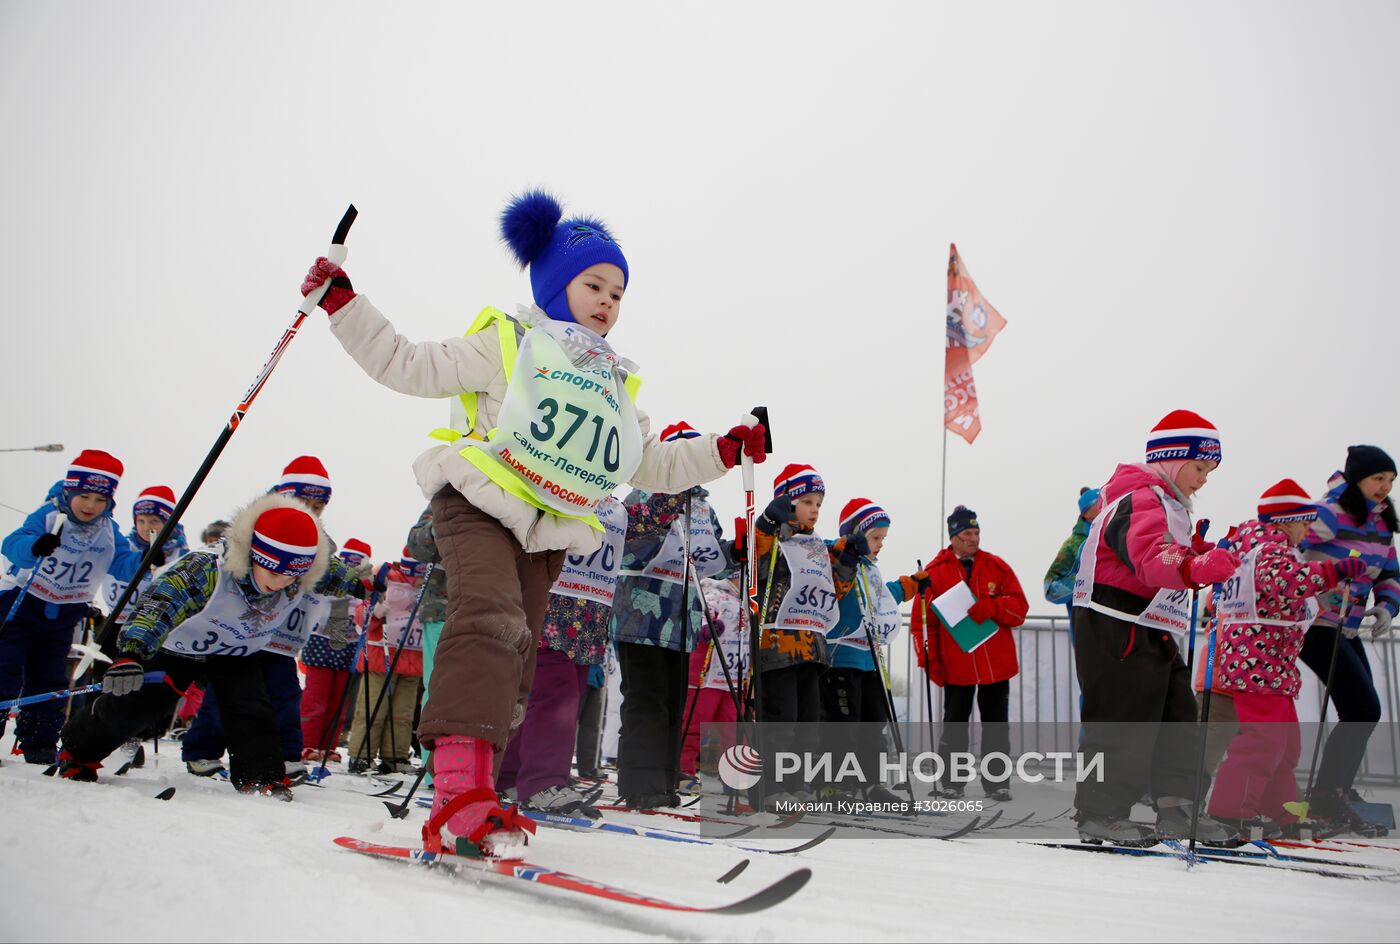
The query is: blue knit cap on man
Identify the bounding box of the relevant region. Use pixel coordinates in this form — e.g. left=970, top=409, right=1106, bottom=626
left=500, top=190, right=629, bottom=326
left=948, top=505, right=979, bottom=538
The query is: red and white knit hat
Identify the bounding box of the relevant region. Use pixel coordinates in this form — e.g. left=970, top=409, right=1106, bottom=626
left=1145, top=410, right=1222, bottom=465
left=839, top=498, right=891, bottom=536
left=339, top=538, right=372, bottom=564
left=250, top=506, right=319, bottom=576
left=1257, top=479, right=1319, bottom=523
left=64, top=449, right=124, bottom=499
left=275, top=456, right=333, bottom=504
left=773, top=463, right=825, bottom=499
left=132, top=485, right=177, bottom=522
left=660, top=421, right=702, bottom=443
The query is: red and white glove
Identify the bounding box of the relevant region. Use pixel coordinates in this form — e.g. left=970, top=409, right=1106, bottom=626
left=300, top=257, right=357, bottom=316
left=1182, top=548, right=1240, bottom=588
left=716, top=422, right=767, bottom=469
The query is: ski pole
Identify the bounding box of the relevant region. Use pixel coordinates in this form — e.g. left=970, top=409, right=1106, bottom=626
left=309, top=568, right=385, bottom=782
left=729, top=517, right=752, bottom=709
left=1184, top=585, right=1209, bottom=861
left=916, top=559, right=935, bottom=731
left=725, top=515, right=751, bottom=818
left=751, top=538, right=782, bottom=704
left=854, top=567, right=901, bottom=727
left=90, top=205, right=358, bottom=655
left=2, top=513, right=67, bottom=629
left=854, top=565, right=918, bottom=815
left=357, top=564, right=435, bottom=768
left=0, top=672, right=167, bottom=712
left=678, top=565, right=745, bottom=765
left=690, top=564, right=744, bottom=714
left=1293, top=572, right=1359, bottom=826
left=385, top=763, right=431, bottom=819
left=739, top=407, right=769, bottom=724
left=738, top=407, right=770, bottom=807
left=675, top=487, right=694, bottom=790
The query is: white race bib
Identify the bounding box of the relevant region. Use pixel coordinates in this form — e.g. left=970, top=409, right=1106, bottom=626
left=19, top=512, right=115, bottom=606
left=1217, top=545, right=1320, bottom=630
left=102, top=537, right=183, bottom=622
left=1072, top=486, right=1195, bottom=638
left=162, top=567, right=304, bottom=658
left=553, top=497, right=627, bottom=606
left=265, top=592, right=330, bottom=657
left=471, top=319, right=642, bottom=517
left=379, top=579, right=425, bottom=654
left=771, top=533, right=839, bottom=635
left=840, top=561, right=901, bottom=651
left=627, top=495, right=725, bottom=585
left=702, top=579, right=746, bottom=690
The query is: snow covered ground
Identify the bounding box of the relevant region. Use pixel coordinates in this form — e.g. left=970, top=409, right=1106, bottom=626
left=5, top=736, right=1400, bottom=942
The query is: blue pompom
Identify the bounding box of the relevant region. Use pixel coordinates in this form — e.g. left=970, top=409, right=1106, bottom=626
left=500, top=190, right=563, bottom=269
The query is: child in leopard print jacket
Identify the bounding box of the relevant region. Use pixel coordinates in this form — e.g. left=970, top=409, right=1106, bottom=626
left=1206, top=479, right=1366, bottom=832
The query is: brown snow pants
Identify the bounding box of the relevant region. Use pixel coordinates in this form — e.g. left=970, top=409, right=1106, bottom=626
left=417, top=488, right=565, bottom=750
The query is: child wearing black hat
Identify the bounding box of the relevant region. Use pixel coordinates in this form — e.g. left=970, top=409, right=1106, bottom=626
left=1296, top=445, right=1398, bottom=832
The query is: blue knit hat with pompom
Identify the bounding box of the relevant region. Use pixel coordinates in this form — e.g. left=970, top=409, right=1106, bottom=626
left=500, top=191, right=629, bottom=325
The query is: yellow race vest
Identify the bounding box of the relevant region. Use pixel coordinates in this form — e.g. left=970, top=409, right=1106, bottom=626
left=429, top=307, right=643, bottom=530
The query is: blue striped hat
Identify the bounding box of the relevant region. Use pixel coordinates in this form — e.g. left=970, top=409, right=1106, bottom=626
left=1145, top=410, right=1222, bottom=465
left=839, top=498, right=890, bottom=536
left=774, top=464, right=825, bottom=499
left=250, top=507, right=319, bottom=576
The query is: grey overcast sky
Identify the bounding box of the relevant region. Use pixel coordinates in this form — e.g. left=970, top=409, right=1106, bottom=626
left=1, top=0, right=1396, bottom=606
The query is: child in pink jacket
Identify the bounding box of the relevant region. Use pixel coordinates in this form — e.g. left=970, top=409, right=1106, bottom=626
left=1206, top=480, right=1365, bottom=836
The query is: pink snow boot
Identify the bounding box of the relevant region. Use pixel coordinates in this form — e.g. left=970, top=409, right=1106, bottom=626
left=423, top=735, right=535, bottom=857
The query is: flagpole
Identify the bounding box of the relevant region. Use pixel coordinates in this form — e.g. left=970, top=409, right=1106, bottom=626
left=933, top=423, right=949, bottom=755
left=940, top=425, right=948, bottom=546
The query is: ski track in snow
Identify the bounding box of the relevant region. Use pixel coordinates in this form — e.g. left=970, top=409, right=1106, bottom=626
left=4, top=738, right=1400, bottom=942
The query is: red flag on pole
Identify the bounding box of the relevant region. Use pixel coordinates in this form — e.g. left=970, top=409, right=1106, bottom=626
left=943, top=244, right=1007, bottom=443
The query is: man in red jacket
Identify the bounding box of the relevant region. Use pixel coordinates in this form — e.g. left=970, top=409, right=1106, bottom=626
left=911, top=506, right=1029, bottom=799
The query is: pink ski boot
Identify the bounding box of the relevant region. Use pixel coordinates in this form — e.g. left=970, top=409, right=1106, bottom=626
left=423, top=735, right=535, bottom=857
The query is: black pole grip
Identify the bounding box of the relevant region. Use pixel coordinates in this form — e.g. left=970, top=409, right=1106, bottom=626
left=750, top=405, right=772, bottom=452
left=331, top=204, right=358, bottom=246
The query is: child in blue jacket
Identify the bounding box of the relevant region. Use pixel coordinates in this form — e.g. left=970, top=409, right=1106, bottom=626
left=0, top=450, right=144, bottom=763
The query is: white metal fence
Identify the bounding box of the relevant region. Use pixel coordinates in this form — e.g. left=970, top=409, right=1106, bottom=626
left=890, top=614, right=1400, bottom=785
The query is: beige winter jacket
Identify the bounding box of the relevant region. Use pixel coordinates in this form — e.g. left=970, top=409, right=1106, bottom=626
left=329, top=295, right=729, bottom=555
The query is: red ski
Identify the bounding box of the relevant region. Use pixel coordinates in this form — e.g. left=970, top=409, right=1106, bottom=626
left=333, top=837, right=811, bottom=914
